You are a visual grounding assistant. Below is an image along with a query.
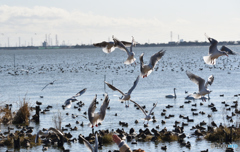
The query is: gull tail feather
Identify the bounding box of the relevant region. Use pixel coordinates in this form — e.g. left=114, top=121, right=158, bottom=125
left=203, top=56, right=215, bottom=65
left=192, top=93, right=202, bottom=99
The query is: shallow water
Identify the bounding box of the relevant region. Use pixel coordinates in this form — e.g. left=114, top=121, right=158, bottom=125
left=1, top=45, right=240, bottom=151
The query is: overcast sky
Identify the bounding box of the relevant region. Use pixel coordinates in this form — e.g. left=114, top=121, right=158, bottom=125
left=0, top=0, right=240, bottom=46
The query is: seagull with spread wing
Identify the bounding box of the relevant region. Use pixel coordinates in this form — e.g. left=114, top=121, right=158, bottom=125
left=130, top=100, right=157, bottom=124
left=105, top=75, right=139, bottom=107
left=79, top=133, right=98, bottom=152
left=64, top=88, right=87, bottom=108
left=41, top=80, right=57, bottom=91
left=88, top=94, right=110, bottom=128
left=93, top=38, right=132, bottom=54
left=203, top=34, right=234, bottom=65
left=140, top=50, right=166, bottom=78
left=112, top=36, right=136, bottom=65
left=186, top=71, right=214, bottom=102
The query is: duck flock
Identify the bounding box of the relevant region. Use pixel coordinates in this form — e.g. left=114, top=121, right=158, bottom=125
left=1, top=34, right=240, bottom=152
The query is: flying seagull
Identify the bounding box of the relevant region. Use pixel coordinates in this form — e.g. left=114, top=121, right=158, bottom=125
left=105, top=75, right=139, bottom=107
left=41, top=80, right=57, bottom=91
left=88, top=94, right=110, bottom=128
left=140, top=50, right=166, bottom=78
left=203, top=34, right=233, bottom=65
left=93, top=38, right=132, bottom=54
left=79, top=133, right=98, bottom=152
left=112, top=36, right=136, bottom=65
left=64, top=88, right=87, bottom=108
left=186, top=71, right=214, bottom=101
left=130, top=100, right=158, bottom=124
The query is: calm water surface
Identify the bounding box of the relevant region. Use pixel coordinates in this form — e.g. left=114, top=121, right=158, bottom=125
left=1, top=45, right=240, bottom=152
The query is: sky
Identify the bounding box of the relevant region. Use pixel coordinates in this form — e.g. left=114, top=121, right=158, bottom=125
left=0, top=0, right=240, bottom=46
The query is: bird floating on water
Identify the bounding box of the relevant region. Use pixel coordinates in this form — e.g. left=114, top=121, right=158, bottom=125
left=165, top=88, right=177, bottom=99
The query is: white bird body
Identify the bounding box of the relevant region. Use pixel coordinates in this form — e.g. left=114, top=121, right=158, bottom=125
left=186, top=71, right=214, bottom=101
left=130, top=100, right=157, bottom=124
left=140, top=50, right=166, bottom=78
left=88, top=94, right=110, bottom=128
left=105, top=76, right=139, bottom=107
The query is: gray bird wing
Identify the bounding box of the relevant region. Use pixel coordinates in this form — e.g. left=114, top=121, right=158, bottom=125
left=127, top=75, right=140, bottom=95
left=93, top=41, right=109, bottom=47
left=149, top=102, right=158, bottom=115
left=130, top=99, right=147, bottom=116
left=79, top=135, right=94, bottom=152
left=88, top=95, right=97, bottom=122
left=104, top=81, right=125, bottom=96
left=48, top=127, right=64, bottom=136
left=149, top=50, right=166, bottom=68
left=139, top=53, right=144, bottom=71
left=99, top=94, right=110, bottom=121
left=220, top=46, right=238, bottom=55
left=121, top=41, right=132, bottom=47
left=112, top=36, right=130, bottom=55
left=74, top=88, right=87, bottom=97
left=186, top=71, right=205, bottom=92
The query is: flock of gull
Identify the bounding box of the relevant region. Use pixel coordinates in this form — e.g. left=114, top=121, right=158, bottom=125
left=1, top=33, right=239, bottom=152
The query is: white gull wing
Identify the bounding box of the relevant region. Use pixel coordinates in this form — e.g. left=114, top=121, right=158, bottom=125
left=79, top=135, right=94, bottom=152
left=104, top=81, right=125, bottom=96
left=98, top=94, right=110, bottom=121
left=127, top=75, right=140, bottom=95
left=130, top=99, right=147, bottom=116
left=186, top=71, right=205, bottom=92
left=149, top=50, right=166, bottom=68
left=129, top=36, right=136, bottom=53
left=88, top=95, right=97, bottom=124
left=205, top=75, right=214, bottom=88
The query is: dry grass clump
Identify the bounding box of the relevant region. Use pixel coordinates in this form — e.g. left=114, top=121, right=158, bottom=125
left=158, top=132, right=178, bottom=141
left=13, top=97, right=31, bottom=124
left=205, top=126, right=240, bottom=142
left=52, top=110, right=63, bottom=130
left=0, top=107, right=13, bottom=124
left=102, top=133, right=113, bottom=144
